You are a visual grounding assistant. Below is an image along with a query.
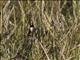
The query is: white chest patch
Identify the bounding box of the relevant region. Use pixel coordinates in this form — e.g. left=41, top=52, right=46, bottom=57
left=30, top=27, right=34, bottom=32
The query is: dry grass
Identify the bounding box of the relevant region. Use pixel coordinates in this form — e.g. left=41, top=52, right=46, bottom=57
left=0, top=0, right=80, bottom=60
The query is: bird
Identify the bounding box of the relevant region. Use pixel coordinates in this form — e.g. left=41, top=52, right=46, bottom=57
left=27, top=21, right=35, bottom=36
left=30, top=24, right=34, bottom=33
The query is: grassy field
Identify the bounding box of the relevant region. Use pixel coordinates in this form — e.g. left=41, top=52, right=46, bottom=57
left=0, top=0, right=80, bottom=60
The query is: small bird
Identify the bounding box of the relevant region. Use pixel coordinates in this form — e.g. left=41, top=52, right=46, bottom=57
left=28, top=21, right=35, bottom=36
left=30, top=24, right=34, bottom=32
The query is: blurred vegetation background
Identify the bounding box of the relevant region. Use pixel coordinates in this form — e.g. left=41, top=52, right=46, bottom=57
left=0, top=0, right=80, bottom=60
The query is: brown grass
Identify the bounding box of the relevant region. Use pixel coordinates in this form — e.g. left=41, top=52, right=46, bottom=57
left=0, top=0, right=80, bottom=60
